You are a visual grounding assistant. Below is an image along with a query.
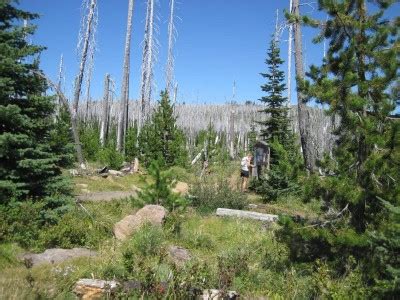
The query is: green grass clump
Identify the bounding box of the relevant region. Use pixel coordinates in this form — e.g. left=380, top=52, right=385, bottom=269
left=190, top=178, right=248, bottom=213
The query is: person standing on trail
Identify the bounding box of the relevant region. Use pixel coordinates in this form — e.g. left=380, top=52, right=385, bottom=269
left=240, top=152, right=253, bottom=192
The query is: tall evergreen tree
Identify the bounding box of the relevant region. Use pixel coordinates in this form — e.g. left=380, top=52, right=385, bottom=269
left=139, top=90, right=187, bottom=168
left=257, top=36, right=301, bottom=201
left=259, top=37, right=292, bottom=147
left=280, top=1, right=399, bottom=296
left=0, top=1, right=70, bottom=204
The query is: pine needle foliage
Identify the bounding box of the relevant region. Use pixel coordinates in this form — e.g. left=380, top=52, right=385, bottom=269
left=139, top=91, right=187, bottom=168
left=280, top=1, right=399, bottom=296
left=138, top=160, right=187, bottom=212
left=259, top=37, right=292, bottom=146
left=0, top=1, right=71, bottom=204
left=257, top=36, right=301, bottom=201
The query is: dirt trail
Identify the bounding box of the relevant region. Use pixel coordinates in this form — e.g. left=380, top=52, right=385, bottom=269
left=76, top=190, right=137, bottom=202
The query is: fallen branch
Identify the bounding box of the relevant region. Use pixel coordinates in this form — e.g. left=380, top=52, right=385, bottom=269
left=298, top=204, right=349, bottom=229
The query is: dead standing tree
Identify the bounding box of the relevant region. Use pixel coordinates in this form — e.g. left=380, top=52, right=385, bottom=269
left=55, top=54, right=64, bottom=119
left=100, top=74, right=111, bottom=147
left=292, top=0, right=316, bottom=172
left=72, top=0, right=98, bottom=168
left=117, top=0, right=135, bottom=152
left=166, top=0, right=176, bottom=95
left=138, top=0, right=157, bottom=131
left=287, top=0, right=293, bottom=107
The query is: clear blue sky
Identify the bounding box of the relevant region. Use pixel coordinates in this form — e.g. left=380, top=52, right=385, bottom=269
left=19, top=0, right=399, bottom=105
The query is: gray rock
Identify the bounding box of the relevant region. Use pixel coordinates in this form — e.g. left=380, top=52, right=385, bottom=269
left=168, top=246, right=192, bottom=265
left=22, top=248, right=97, bottom=267
left=113, top=205, right=167, bottom=241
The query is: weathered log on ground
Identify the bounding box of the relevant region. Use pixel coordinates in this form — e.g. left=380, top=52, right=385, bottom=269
left=216, top=208, right=278, bottom=222
left=201, top=289, right=239, bottom=299
left=73, top=278, right=238, bottom=299
left=74, top=279, right=119, bottom=299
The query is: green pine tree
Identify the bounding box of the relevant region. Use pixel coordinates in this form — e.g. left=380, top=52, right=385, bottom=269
left=0, top=1, right=71, bottom=204
left=257, top=36, right=301, bottom=201
left=138, top=160, right=187, bottom=212
left=49, top=105, right=74, bottom=168
left=259, top=37, right=292, bottom=147
left=280, top=1, right=399, bottom=295
left=139, top=90, right=188, bottom=168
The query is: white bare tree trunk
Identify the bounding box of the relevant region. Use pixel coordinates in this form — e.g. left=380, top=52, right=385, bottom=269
left=55, top=54, right=64, bottom=120
left=229, top=107, right=235, bottom=159
left=287, top=0, right=293, bottom=107
left=72, top=0, right=97, bottom=168
left=139, top=0, right=156, bottom=130
left=173, top=83, right=178, bottom=104
left=117, top=0, right=135, bottom=152
left=100, top=74, right=110, bottom=147
left=166, top=0, right=176, bottom=94
left=84, top=52, right=95, bottom=123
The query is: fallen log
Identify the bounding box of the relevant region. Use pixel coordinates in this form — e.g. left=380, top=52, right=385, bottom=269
left=74, top=279, right=119, bottom=299
left=216, top=208, right=278, bottom=222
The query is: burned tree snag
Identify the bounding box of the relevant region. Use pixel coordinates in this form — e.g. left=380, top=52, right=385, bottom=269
left=72, top=0, right=97, bottom=168
left=100, top=74, right=111, bottom=147
left=117, top=0, right=135, bottom=152
left=293, top=0, right=316, bottom=172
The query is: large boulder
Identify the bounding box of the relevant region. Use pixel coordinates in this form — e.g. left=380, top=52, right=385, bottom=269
left=22, top=248, right=97, bottom=267
left=113, top=205, right=167, bottom=241
left=172, top=181, right=189, bottom=196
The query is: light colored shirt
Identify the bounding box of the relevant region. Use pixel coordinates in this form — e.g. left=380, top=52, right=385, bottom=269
left=241, top=156, right=250, bottom=171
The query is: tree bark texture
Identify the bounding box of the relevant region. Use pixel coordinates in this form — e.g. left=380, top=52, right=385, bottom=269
left=117, top=0, right=135, bottom=152
left=293, top=0, right=317, bottom=172
left=100, top=74, right=110, bottom=147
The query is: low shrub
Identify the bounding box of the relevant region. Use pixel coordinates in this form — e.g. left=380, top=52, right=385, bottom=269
left=125, top=224, right=165, bottom=257
left=262, top=239, right=290, bottom=272
left=38, top=208, right=112, bottom=250
left=184, top=231, right=215, bottom=250
left=311, top=259, right=368, bottom=298
left=0, top=201, right=46, bottom=248
left=162, top=166, right=193, bottom=183
left=0, top=243, right=22, bottom=269
left=139, top=160, right=188, bottom=212
left=217, top=247, right=251, bottom=291
left=96, top=146, right=125, bottom=170
left=190, top=178, right=248, bottom=213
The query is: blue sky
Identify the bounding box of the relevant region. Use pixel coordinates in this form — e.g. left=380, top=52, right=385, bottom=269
left=19, top=0, right=399, bottom=105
